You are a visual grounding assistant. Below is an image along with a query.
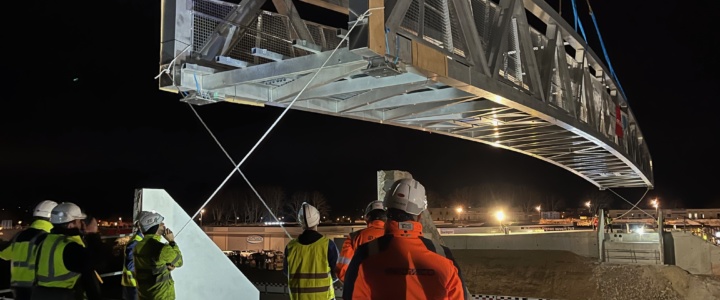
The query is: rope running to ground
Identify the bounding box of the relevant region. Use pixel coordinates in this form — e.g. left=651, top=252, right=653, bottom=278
left=186, top=102, right=292, bottom=239
left=157, top=46, right=291, bottom=239
left=175, top=7, right=385, bottom=236
left=161, top=69, right=287, bottom=238
left=607, top=187, right=653, bottom=220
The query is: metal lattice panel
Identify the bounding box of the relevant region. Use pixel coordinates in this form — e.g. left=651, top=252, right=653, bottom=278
left=161, top=0, right=654, bottom=189
left=400, top=0, right=421, bottom=35
left=470, top=0, right=498, bottom=56
left=191, top=0, right=236, bottom=52
left=447, top=0, right=467, bottom=57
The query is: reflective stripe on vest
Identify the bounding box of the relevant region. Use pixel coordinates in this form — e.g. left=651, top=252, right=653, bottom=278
left=9, top=231, right=46, bottom=287
left=35, top=234, right=86, bottom=289
left=287, top=236, right=334, bottom=300
left=121, top=235, right=143, bottom=287
left=121, top=269, right=137, bottom=287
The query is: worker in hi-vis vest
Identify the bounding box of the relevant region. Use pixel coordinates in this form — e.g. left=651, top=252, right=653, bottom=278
left=284, top=203, right=339, bottom=300
left=133, top=211, right=183, bottom=300
left=343, top=179, right=470, bottom=300
left=0, top=200, right=58, bottom=300
left=31, top=202, right=103, bottom=300
left=121, top=211, right=150, bottom=300
left=336, top=200, right=386, bottom=282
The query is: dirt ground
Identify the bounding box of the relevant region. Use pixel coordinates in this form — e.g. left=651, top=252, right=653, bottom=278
left=453, top=249, right=720, bottom=300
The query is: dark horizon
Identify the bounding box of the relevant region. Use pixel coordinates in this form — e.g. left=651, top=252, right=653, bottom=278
left=1, top=0, right=719, bottom=221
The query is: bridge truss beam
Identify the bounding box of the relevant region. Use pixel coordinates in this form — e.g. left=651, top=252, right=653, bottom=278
left=159, top=0, right=653, bottom=189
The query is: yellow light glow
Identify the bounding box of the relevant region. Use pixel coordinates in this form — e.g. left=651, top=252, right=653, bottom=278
left=495, top=211, right=505, bottom=222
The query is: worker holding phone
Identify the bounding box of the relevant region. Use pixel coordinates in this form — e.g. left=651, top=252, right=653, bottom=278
left=133, top=212, right=183, bottom=300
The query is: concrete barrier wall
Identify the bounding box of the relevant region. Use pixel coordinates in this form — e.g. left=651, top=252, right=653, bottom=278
left=605, top=232, right=660, bottom=243
left=205, top=225, right=365, bottom=252
left=671, top=232, right=720, bottom=275
left=443, top=231, right=599, bottom=258
left=205, top=227, right=600, bottom=258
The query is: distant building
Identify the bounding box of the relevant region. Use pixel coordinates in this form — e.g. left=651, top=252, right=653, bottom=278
left=426, top=207, right=529, bottom=222
left=606, top=208, right=720, bottom=220
left=541, top=211, right=562, bottom=219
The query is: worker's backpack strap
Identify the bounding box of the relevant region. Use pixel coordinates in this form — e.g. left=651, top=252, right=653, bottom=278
left=367, top=239, right=380, bottom=256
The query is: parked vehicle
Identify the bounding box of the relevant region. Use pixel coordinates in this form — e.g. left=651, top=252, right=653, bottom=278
left=239, top=249, right=257, bottom=257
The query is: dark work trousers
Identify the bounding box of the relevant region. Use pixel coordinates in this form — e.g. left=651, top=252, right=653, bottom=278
left=12, top=287, right=33, bottom=300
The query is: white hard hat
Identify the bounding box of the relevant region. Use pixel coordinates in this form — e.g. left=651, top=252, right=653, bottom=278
left=364, top=200, right=386, bottom=217
left=298, top=203, right=320, bottom=229
left=134, top=211, right=153, bottom=226
left=139, top=212, right=164, bottom=233
left=50, top=202, right=87, bottom=224
left=34, top=200, right=58, bottom=219
left=383, top=178, right=427, bottom=215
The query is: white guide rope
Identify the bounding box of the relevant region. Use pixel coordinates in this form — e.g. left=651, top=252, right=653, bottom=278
left=607, top=187, right=653, bottom=220
left=154, top=44, right=191, bottom=80
left=186, top=103, right=292, bottom=239
left=175, top=7, right=385, bottom=236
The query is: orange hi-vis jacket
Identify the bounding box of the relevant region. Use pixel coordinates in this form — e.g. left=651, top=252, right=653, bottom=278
left=342, top=220, right=469, bottom=300
left=336, top=220, right=385, bottom=282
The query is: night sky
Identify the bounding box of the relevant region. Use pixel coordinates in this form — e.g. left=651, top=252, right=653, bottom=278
left=1, top=0, right=718, bottom=220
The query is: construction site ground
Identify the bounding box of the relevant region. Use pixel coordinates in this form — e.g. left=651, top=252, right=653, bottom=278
left=4, top=249, right=720, bottom=299
left=454, top=249, right=720, bottom=300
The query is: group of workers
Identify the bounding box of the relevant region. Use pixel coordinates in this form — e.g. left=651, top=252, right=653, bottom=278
left=0, top=201, right=182, bottom=300
left=2, top=177, right=463, bottom=300
left=283, top=178, right=470, bottom=300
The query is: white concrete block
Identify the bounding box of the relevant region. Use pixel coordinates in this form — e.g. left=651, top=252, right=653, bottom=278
left=135, top=189, right=259, bottom=300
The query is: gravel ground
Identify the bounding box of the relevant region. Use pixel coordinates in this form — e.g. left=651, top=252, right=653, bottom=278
left=453, top=249, right=720, bottom=300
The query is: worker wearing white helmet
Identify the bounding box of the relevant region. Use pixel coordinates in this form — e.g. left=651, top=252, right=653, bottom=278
left=283, top=203, right=339, bottom=300
left=133, top=211, right=183, bottom=300
left=335, top=200, right=386, bottom=282
left=343, top=178, right=470, bottom=300
left=32, top=202, right=103, bottom=300
left=0, top=200, right=58, bottom=300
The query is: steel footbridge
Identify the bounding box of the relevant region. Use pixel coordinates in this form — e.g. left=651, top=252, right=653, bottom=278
left=159, top=0, right=653, bottom=189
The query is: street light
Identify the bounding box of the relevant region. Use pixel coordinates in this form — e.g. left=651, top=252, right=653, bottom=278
left=651, top=198, right=659, bottom=218
left=585, top=201, right=592, bottom=215
left=200, top=209, right=205, bottom=227
left=495, top=210, right=505, bottom=222
left=495, top=211, right=506, bottom=235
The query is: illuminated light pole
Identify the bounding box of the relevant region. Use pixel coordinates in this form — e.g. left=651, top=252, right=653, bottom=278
left=651, top=198, right=659, bottom=219
left=536, top=205, right=542, bottom=221
left=495, top=211, right=506, bottom=234
left=456, top=207, right=463, bottom=223
left=200, top=209, right=205, bottom=227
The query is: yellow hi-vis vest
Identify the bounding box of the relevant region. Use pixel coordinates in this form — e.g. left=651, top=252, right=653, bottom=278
left=35, top=234, right=86, bottom=289
left=134, top=234, right=183, bottom=300
left=122, top=234, right=144, bottom=287
left=286, top=236, right=335, bottom=300
left=5, top=220, right=53, bottom=287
